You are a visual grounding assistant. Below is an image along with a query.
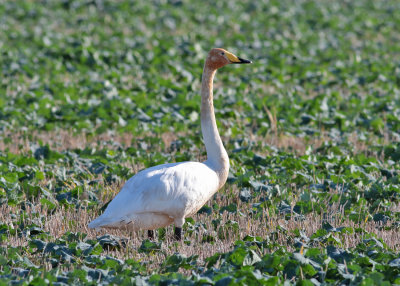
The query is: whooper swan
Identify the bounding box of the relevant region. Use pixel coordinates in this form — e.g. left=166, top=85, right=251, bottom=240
left=89, top=48, right=251, bottom=240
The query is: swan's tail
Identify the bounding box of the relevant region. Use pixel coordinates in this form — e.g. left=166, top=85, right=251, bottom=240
left=88, top=215, right=124, bottom=229
left=88, top=216, right=106, bottom=229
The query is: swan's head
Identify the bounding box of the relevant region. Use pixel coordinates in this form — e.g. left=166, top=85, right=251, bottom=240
left=206, top=48, right=252, bottom=70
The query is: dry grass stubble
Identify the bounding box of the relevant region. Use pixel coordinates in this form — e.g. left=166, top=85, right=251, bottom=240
left=1, top=130, right=399, bottom=270
left=1, top=128, right=395, bottom=158
left=1, top=183, right=398, bottom=271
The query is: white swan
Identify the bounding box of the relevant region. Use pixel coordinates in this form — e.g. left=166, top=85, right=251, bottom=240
left=89, top=48, right=251, bottom=240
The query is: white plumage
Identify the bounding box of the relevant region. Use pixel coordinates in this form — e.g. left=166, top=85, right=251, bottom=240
left=89, top=48, right=251, bottom=239
left=89, top=162, right=219, bottom=230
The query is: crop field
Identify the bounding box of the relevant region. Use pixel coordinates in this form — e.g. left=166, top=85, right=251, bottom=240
left=1, top=0, right=400, bottom=284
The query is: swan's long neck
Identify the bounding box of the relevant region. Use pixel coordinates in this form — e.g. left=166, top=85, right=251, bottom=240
left=201, top=65, right=229, bottom=188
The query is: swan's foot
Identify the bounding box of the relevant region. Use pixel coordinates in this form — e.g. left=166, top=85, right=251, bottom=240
left=174, top=227, right=182, bottom=240
left=148, top=230, right=154, bottom=239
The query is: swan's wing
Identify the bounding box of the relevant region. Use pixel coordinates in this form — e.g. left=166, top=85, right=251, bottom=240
left=89, top=161, right=219, bottom=228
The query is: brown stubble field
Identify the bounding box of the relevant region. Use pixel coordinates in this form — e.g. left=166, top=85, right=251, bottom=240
left=1, top=129, right=398, bottom=271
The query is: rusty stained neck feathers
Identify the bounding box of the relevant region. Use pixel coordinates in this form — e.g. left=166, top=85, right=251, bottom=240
left=200, top=59, right=229, bottom=190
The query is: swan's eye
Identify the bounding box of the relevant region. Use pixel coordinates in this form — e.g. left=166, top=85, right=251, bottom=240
left=221, top=52, right=225, bottom=55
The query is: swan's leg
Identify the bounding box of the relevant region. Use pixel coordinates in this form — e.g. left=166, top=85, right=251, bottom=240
left=148, top=230, right=154, bottom=239
left=174, top=217, right=185, bottom=241
left=174, top=227, right=182, bottom=240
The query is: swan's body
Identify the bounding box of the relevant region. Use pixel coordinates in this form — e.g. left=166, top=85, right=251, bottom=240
left=89, top=162, right=219, bottom=230
left=89, top=48, right=251, bottom=239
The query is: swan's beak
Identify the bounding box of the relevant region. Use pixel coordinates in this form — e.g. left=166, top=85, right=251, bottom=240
left=226, top=51, right=252, bottom=64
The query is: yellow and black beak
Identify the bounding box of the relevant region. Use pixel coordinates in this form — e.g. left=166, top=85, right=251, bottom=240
left=233, top=57, right=252, bottom=64
left=226, top=51, right=252, bottom=64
